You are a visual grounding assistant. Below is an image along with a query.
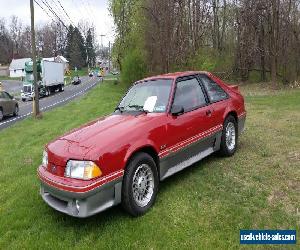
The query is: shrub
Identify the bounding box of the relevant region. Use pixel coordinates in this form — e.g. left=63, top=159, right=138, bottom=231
left=121, top=49, right=147, bottom=87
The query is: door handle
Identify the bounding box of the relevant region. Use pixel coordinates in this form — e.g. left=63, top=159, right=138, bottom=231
left=206, top=110, right=212, bottom=117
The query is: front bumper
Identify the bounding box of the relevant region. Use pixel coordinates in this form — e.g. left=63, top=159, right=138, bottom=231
left=21, top=92, right=34, bottom=100
left=38, top=166, right=123, bottom=218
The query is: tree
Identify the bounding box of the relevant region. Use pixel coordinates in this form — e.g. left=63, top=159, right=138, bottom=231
left=110, top=0, right=300, bottom=85
left=9, top=16, right=23, bottom=58
left=65, top=25, right=74, bottom=60
left=0, top=18, right=13, bottom=64
left=86, top=28, right=96, bottom=67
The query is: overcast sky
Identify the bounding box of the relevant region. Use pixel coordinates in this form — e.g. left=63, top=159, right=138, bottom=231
left=0, top=0, right=115, bottom=46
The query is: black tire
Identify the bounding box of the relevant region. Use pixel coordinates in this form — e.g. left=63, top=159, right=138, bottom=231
left=44, top=88, right=50, bottom=96
left=122, top=152, right=159, bottom=217
left=219, top=115, right=238, bottom=157
left=13, top=105, right=19, bottom=116
left=0, top=109, right=3, bottom=121
left=22, top=98, right=26, bottom=102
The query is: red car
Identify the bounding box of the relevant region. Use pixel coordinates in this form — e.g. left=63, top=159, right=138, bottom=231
left=38, top=71, right=246, bottom=217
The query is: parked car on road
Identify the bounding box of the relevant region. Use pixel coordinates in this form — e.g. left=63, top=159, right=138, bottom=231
left=71, top=76, right=81, bottom=85
left=89, top=71, right=94, bottom=77
left=38, top=71, right=246, bottom=218
left=0, top=91, right=19, bottom=121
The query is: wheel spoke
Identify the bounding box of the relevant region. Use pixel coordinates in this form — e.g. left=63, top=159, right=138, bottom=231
left=225, top=122, right=236, bottom=151
left=131, top=163, right=154, bottom=207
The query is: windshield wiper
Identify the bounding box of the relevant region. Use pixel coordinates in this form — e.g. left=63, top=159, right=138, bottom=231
left=128, top=104, right=148, bottom=113
left=115, top=106, right=125, bottom=112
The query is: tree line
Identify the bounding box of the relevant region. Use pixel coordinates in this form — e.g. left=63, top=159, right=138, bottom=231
left=110, top=0, right=300, bottom=85
left=0, top=16, right=97, bottom=69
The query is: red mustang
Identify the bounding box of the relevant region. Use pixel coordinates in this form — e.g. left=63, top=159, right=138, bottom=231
left=38, top=71, right=246, bottom=217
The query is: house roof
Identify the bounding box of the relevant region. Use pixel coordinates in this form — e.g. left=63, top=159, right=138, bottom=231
left=9, top=58, right=31, bottom=70
left=43, top=57, right=55, bottom=62
left=42, top=56, right=69, bottom=63
left=57, top=55, right=68, bottom=63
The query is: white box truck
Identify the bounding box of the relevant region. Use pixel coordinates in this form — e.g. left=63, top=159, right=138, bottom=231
left=21, top=60, right=65, bottom=101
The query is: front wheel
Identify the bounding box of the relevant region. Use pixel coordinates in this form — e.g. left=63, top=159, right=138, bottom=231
left=219, top=115, right=238, bottom=157
left=45, top=88, right=50, bottom=97
left=122, top=152, right=159, bottom=216
left=13, top=105, right=19, bottom=116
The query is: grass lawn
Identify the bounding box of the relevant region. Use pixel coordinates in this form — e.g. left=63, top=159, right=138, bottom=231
left=0, top=76, right=21, bottom=81
left=0, top=81, right=299, bottom=249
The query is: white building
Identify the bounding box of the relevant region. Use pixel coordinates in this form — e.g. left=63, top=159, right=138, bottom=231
left=9, top=58, right=31, bottom=77
left=9, top=58, right=31, bottom=78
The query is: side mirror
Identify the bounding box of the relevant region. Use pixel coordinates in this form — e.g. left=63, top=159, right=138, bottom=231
left=171, top=105, right=184, bottom=116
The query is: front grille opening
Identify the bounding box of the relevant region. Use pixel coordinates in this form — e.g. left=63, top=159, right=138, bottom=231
left=45, top=192, right=68, bottom=208
left=23, top=86, right=32, bottom=93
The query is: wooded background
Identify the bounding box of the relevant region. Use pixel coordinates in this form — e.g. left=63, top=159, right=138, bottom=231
left=0, top=17, right=97, bottom=69
left=110, top=0, right=300, bottom=85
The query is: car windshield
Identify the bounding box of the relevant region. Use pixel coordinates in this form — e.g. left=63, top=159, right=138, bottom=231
left=118, top=79, right=173, bottom=113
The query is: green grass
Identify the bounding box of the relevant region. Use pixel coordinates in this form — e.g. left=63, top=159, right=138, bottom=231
left=0, top=76, right=21, bottom=81
left=0, top=81, right=299, bottom=249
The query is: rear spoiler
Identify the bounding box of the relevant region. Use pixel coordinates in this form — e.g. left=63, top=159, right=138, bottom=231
left=229, top=85, right=239, bottom=91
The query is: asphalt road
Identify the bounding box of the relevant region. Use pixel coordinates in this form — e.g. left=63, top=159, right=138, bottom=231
left=1, top=80, right=23, bottom=94
left=0, top=76, right=100, bottom=131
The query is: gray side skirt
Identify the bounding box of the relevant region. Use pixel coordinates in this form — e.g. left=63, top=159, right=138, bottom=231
left=159, top=131, right=222, bottom=180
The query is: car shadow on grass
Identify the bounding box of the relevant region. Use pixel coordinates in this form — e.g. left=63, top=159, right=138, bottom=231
left=45, top=152, right=225, bottom=232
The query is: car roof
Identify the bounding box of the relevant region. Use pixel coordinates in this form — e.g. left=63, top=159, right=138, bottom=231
left=141, top=71, right=210, bottom=82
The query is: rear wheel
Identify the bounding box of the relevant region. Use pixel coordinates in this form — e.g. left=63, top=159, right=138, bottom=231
left=219, top=115, right=238, bottom=156
left=122, top=152, right=159, bottom=216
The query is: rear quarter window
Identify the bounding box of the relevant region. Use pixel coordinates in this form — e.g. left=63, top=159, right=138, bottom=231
left=199, top=75, right=228, bottom=103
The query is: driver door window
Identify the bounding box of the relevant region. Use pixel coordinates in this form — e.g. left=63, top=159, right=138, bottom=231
left=173, top=78, right=206, bottom=112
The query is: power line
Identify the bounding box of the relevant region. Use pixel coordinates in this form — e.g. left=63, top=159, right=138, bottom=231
left=39, top=0, right=68, bottom=29
left=34, top=0, right=56, bottom=23
left=50, top=0, right=68, bottom=24
left=56, top=0, right=75, bottom=26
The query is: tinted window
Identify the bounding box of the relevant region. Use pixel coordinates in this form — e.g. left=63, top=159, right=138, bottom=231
left=173, top=78, right=206, bottom=112
left=199, top=75, right=228, bottom=102
left=2, top=92, right=11, bottom=99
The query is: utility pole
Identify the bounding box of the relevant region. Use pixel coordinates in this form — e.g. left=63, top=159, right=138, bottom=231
left=108, top=41, right=111, bottom=73
left=30, top=0, right=40, bottom=117
left=100, top=34, right=105, bottom=49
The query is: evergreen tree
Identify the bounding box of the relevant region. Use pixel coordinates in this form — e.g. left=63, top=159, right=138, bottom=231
left=73, top=27, right=86, bottom=67
left=86, top=29, right=96, bottom=67
left=65, top=25, right=74, bottom=60
left=65, top=26, right=86, bottom=69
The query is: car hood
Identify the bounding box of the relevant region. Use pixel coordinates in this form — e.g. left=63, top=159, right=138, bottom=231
left=50, top=113, right=162, bottom=159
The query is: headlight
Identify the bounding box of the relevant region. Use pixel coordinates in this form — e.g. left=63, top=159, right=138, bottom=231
left=65, top=160, right=102, bottom=180
left=42, top=150, right=48, bottom=167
